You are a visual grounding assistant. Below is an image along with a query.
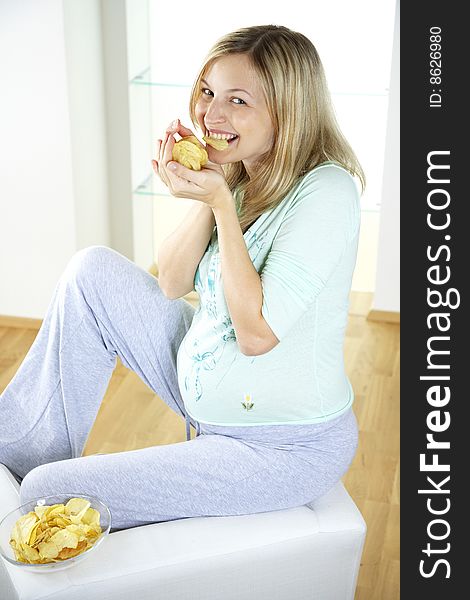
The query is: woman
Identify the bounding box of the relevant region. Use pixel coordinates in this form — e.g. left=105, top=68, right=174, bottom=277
left=1, top=25, right=365, bottom=530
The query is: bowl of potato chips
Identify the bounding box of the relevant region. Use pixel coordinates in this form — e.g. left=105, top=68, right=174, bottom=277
left=0, top=495, right=111, bottom=572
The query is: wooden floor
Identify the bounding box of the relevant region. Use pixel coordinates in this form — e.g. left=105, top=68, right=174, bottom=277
left=0, top=291, right=399, bottom=599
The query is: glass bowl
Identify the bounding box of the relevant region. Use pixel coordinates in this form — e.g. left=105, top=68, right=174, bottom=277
left=0, top=494, right=111, bottom=573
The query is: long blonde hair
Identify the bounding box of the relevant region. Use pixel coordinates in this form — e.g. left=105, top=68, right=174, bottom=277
left=189, top=25, right=366, bottom=232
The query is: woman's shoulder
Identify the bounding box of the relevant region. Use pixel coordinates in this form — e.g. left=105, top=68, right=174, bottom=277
left=301, top=161, right=358, bottom=187
left=293, top=161, right=360, bottom=204
left=286, top=162, right=361, bottom=237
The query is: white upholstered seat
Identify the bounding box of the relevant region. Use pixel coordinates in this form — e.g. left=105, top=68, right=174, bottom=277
left=0, top=463, right=366, bottom=600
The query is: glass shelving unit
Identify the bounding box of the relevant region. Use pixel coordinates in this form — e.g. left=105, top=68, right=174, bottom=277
left=130, top=70, right=195, bottom=197
left=129, top=66, right=202, bottom=277
left=130, top=66, right=192, bottom=90
left=127, top=0, right=395, bottom=294
left=130, top=68, right=387, bottom=213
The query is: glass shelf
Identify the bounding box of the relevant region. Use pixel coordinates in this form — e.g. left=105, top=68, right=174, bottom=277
left=133, top=172, right=381, bottom=213
left=129, top=66, right=389, bottom=97
left=130, top=67, right=191, bottom=89
left=133, top=173, right=170, bottom=197
left=131, top=68, right=385, bottom=212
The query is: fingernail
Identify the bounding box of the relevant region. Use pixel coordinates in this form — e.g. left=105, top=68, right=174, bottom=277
left=168, top=162, right=177, bottom=171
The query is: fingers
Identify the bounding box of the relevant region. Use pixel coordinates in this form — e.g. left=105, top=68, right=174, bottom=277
left=176, top=122, right=197, bottom=138
left=166, top=160, right=204, bottom=187
left=165, top=118, right=190, bottom=137
left=167, top=118, right=202, bottom=140
left=152, top=131, right=175, bottom=186
left=152, top=119, right=201, bottom=188
left=165, top=119, right=179, bottom=134
left=152, top=139, right=167, bottom=185
left=152, top=139, right=161, bottom=169
left=162, top=132, right=175, bottom=167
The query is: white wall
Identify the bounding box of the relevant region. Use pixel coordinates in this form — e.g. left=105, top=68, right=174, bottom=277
left=100, top=0, right=135, bottom=261
left=126, top=0, right=155, bottom=269
left=63, top=0, right=110, bottom=250
left=0, top=0, right=116, bottom=320
left=0, top=0, right=78, bottom=319
left=351, top=212, right=381, bottom=293
left=372, top=0, right=400, bottom=313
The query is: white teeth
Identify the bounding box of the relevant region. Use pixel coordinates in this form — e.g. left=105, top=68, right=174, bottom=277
left=206, top=130, right=237, bottom=140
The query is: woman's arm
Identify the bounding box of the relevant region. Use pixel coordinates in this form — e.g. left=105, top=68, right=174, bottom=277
left=212, top=197, right=279, bottom=356
left=157, top=202, right=215, bottom=299
left=153, top=121, right=215, bottom=299
left=154, top=122, right=279, bottom=355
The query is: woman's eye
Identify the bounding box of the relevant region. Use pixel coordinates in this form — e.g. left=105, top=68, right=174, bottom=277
left=200, top=88, right=246, bottom=105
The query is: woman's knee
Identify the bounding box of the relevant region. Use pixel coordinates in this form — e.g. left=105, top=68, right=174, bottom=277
left=67, top=246, right=120, bottom=278
left=61, top=246, right=127, bottom=296
left=19, top=459, right=83, bottom=505
left=19, top=463, right=55, bottom=504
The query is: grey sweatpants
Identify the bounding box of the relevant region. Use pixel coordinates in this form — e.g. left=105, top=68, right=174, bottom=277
left=0, top=246, right=358, bottom=530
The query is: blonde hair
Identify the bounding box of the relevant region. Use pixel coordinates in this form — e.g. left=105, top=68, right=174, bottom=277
left=189, top=25, right=366, bottom=232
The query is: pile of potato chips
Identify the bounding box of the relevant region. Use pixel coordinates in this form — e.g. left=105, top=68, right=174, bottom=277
left=9, top=497, right=102, bottom=564
left=172, top=135, right=208, bottom=171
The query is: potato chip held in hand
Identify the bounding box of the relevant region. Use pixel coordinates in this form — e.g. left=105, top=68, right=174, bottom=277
left=203, top=135, right=230, bottom=151
left=9, top=497, right=102, bottom=564
left=172, top=135, right=208, bottom=171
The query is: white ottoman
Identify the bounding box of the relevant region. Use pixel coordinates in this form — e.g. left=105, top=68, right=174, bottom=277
left=0, top=463, right=366, bottom=600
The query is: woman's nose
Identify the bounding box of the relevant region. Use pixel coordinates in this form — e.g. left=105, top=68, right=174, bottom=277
left=204, top=98, right=225, bottom=123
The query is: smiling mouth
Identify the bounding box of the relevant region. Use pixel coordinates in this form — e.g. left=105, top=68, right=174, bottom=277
left=204, top=130, right=239, bottom=145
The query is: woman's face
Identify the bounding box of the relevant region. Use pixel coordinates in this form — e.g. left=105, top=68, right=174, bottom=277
left=195, top=54, right=274, bottom=177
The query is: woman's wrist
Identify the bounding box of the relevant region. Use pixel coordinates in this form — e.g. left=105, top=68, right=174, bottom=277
left=212, top=190, right=239, bottom=224
left=197, top=199, right=216, bottom=216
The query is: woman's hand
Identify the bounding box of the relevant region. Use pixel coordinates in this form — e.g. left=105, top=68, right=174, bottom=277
left=152, top=119, right=233, bottom=210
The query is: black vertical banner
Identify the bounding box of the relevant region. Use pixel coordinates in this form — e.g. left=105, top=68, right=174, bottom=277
left=401, top=1, right=466, bottom=595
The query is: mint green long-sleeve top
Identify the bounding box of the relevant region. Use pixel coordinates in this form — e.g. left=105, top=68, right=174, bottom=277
left=176, top=161, right=361, bottom=426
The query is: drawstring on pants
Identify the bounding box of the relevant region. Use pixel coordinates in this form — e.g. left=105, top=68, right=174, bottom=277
left=185, top=413, right=200, bottom=441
